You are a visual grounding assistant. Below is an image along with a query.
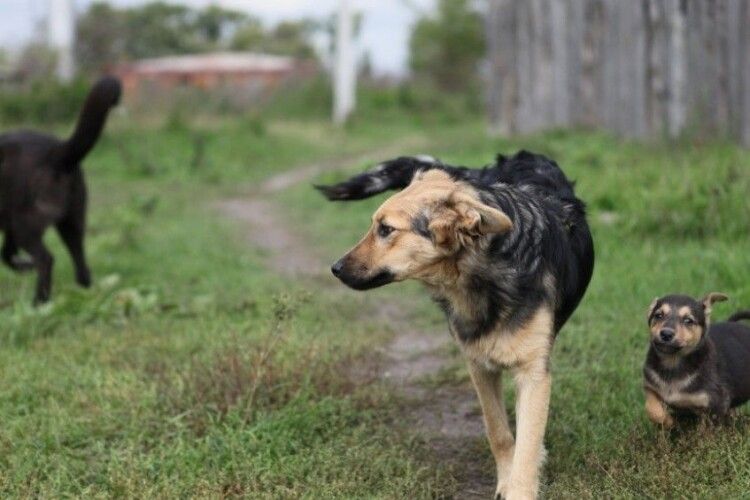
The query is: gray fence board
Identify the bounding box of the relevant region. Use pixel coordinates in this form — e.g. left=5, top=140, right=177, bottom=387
left=486, top=0, right=750, bottom=145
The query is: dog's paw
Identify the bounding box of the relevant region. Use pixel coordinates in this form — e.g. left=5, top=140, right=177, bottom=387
left=504, top=487, right=536, bottom=500
left=76, top=270, right=92, bottom=288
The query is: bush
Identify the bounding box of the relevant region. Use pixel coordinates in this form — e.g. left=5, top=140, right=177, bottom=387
left=0, top=79, right=90, bottom=125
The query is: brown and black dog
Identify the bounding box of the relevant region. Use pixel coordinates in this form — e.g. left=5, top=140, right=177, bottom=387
left=0, top=77, right=121, bottom=304
left=318, top=152, right=594, bottom=499
left=644, top=293, right=750, bottom=427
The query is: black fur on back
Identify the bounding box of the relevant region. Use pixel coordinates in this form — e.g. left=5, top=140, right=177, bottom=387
left=317, top=151, right=595, bottom=337
left=728, top=310, right=750, bottom=323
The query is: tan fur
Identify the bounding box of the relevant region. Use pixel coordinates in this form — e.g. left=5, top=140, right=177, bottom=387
left=342, top=174, right=512, bottom=287
left=649, top=303, right=703, bottom=353
left=644, top=368, right=709, bottom=410
left=644, top=388, right=674, bottom=428
left=460, top=307, right=553, bottom=370
left=467, top=362, right=515, bottom=497
left=339, top=175, right=551, bottom=499
left=463, top=307, right=553, bottom=500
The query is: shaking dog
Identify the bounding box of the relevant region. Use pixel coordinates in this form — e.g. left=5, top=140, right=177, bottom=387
left=318, top=151, right=594, bottom=499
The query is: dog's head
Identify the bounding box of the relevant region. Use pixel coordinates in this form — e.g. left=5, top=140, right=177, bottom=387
left=331, top=170, right=512, bottom=290
left=646, top=292, right=728, bottom=355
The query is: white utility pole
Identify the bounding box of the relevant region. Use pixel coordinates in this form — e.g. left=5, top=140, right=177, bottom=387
left=48, top=0, right=76, bottom=81
left=333, top=0, right=356, bottom=125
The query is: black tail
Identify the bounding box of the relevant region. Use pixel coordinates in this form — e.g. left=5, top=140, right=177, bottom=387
left=59, top=76, right=122, bottom=170
left=315, top=156, right=440, bottom=201
left=728, top=310, right=750, bottom=323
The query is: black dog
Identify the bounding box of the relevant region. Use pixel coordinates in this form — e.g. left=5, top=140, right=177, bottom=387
left=644, top=293, right=750, bottom=427
left=318, top=151, right=594, bottom=499
left=0, top=77, right=121, bottom=304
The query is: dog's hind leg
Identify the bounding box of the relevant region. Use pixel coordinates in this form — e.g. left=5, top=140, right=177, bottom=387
left=467, top=361, right=515, bottom=500
left=56, top=215, right=91, bottom=287
left=16, top=230, right=54, bottom=304
left=506, top=359, right=551, bottom=500
left=1, top=233, right=34, bottom=272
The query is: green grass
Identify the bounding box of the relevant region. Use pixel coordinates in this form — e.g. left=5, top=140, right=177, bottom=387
left=1, top=114, right=750, bottom=498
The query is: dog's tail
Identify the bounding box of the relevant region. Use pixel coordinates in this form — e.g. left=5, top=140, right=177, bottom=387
left=315, top=155, right=441, bottom=200
left=727, top=310, right=750, bottom=323
left=59, top=77, right=122, bottom=170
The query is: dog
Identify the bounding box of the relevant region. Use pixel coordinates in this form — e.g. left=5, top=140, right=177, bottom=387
left=317, top=151, right=595, bottom=499
left=0, top=77, right=121, bottom=304
left=644, top=293, right=750, bottom=428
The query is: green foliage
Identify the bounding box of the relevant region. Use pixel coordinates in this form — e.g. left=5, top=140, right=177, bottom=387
left=1, top=116, right=749, bottom=497
left=0, top=79, right=90, bottom=125
left=75, top=1, right=318, bottom=74
left=409, top=0, right=486, bottom=93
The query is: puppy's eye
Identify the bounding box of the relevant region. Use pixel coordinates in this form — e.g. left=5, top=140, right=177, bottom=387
left=653, top=311, right=664, bottom=320
left=683, top=317, right=695, bottom=326
left=378, top=223, right=395, bottom=238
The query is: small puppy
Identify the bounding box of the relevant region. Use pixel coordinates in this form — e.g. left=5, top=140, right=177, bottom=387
left=0, top=77, right=121, bottom=304
left=644, top=293, right=750, bottom=427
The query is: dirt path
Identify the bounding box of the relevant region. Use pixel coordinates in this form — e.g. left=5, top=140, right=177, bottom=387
left=216, top=152, right=493, bottom=498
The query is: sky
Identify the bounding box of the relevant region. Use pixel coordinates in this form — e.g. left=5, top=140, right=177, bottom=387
left=0, top=0, right=434, bottom=76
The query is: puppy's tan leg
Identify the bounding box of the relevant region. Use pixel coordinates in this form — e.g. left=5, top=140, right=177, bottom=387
left=644, top=388, right=673, bottom=428
left=467, top=361, right=514, bottom=499
left=506, top=360, right=551, bottom=500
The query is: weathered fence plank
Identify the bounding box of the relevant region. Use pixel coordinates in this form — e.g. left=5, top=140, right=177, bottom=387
left=486, top=0, right=750, bottom=145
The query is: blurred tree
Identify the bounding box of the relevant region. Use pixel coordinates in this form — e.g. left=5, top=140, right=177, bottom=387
left=193, top=5, right=248, bottom=46
left=16, top=43, right=58, bottom=82
left=76, top=1, right=318, bottom=74
left=122, top=2, right=197, bottom=59
left=75, top=2, right=127, bottom=73
left=408, top=0, right=485, bottom=92
left=266, top=21, right=317, bottom=59
left=230, top=18, right=266, bottom=51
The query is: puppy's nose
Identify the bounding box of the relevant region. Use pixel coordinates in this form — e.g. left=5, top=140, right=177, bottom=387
left=331, top=259, right=344, bottom=277
left=659, top=329, right=675, bottom=342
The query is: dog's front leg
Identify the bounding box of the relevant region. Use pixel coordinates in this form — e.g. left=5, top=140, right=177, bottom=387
left=467, top=361, right=514, bottom=499
left=644, top=388, right=673, bottom=428
left=506, top=361, right=551, bottom=500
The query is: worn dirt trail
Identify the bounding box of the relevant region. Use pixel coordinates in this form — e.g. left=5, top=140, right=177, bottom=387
left=216, top=151, right=493, bottom=498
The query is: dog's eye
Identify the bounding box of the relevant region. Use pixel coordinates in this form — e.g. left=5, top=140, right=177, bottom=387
left=378, top=223, right=395, bottom=238
left=683, top=317, right=695, bottom=326
left=653, top=311, right=664, bottom=320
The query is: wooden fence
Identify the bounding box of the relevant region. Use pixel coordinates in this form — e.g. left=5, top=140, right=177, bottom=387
left=486, top=0, right=750, bottom=145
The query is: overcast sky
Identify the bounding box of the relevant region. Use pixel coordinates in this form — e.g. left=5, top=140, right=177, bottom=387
left=0, top=0, right=433, bottom=75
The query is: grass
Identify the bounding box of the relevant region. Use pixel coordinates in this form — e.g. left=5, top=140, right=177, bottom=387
left=1, top=110, right=749, bottom=498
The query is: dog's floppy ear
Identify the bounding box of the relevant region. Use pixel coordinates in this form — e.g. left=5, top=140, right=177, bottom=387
left=428, top=191, right=512, bottom=253
left=701, top=292, right=729, bottom=315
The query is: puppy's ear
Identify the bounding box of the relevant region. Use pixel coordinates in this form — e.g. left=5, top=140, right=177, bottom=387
left=428, top=192, right=512, bottom=253
left=647, top=297, right=659, bottom=321
left=701, top=292, right=729, bottom=315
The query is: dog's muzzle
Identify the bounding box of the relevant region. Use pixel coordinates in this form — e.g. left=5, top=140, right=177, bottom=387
left=331, top=258, right=394, bottom=290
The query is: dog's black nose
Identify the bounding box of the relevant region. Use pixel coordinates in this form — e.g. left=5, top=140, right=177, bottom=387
left=659, top=329, right=675, bottom=342
left=331, top=259, right=344, bottom=277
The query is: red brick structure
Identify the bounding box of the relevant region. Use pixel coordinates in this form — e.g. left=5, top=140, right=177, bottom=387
left=115, top=52, right=315, bottom=105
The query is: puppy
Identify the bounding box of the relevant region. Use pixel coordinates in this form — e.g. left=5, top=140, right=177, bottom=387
left=318, top=151, right=595, bottom=499
left=644, top=293, right=750, bottom=427
left=0, top=77, right=121, bottom=304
